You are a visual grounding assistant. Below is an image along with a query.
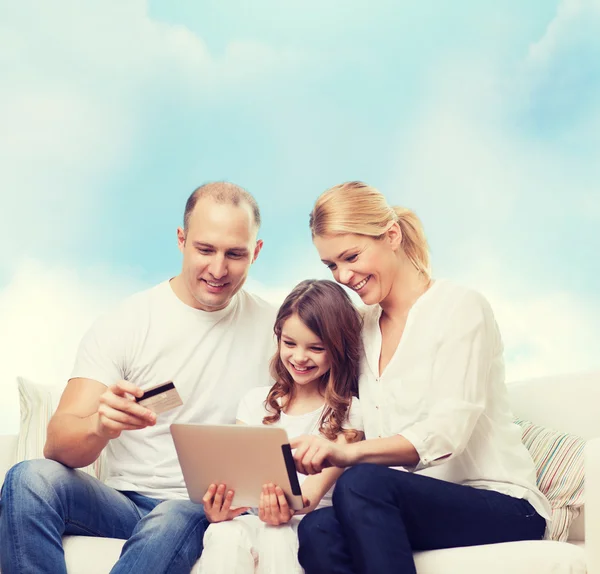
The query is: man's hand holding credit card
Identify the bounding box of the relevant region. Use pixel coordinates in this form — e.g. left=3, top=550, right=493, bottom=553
left=136, top=381, right=184, bottom=415
left=96, top=380, right=182, bottom=440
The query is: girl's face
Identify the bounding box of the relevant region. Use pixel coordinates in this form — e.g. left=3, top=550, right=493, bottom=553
left=279, top=313, right=331, bottom=389
left=313, top=231, right=399, bottom=306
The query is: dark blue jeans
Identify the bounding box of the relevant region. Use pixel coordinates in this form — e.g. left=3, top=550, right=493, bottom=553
left=298, top=464, right=546, bottom=574
left=0, top=459, right=209, bottom=574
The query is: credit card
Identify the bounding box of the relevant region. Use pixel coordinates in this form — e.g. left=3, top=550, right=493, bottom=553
left=136, top=381, right=183, bottom=415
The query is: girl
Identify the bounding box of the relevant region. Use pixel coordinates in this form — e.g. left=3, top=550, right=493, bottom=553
left=197, top=279, right=364, bottom=574
left=292, top=181, right=552, bottom=574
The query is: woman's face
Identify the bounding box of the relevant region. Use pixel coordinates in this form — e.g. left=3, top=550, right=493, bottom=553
left=313, top=232, right=399, bottom=306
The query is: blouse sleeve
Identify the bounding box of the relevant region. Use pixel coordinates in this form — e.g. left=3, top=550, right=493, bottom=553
left=400, top=290, right=500, bottom=471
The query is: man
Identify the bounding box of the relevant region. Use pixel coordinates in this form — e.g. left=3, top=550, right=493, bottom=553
left=0, top=182, right=277, bottom=574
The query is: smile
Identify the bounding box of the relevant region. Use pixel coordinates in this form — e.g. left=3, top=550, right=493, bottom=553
left=351, top=275, right=371, bottom=291
left=202, top=279, right=228, bottom=288
left=289, top=363, right=316, bottom=374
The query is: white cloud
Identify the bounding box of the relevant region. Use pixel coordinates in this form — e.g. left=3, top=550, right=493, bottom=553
left=0, top=0, right=315, bottom=436
left=244, top=278, right=291, bottom=307
left=395, top=77, right=523, bottom=225
left=582, top=190, right=600, bottom=220
left=401, top=112, right=600, bottom=379
left=391, top=0, right=600, bottom=228
left=517, top=0, right=600, bottom=136
left=494, top=291, right=600, bottom=382
left=453, top=256, right=600, bottom=382
left=526, top=0, right=600, bottom=67
left=0, top=260, right=145, bottom=435
left=0, top=0, right=302, bottom=269
left=385, top=6, right=600, bottom=383
left=2, top=0, right=598, bottom=435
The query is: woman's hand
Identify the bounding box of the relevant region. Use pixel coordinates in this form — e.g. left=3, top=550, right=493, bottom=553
left=202, top=483, right=249, bottom=523
left=258, top=484, right=296, bottom=525
left=290, top=434, right=355, bottom=475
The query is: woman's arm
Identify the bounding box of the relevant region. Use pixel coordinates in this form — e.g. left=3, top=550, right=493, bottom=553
left=291, top=432, right=418, bottom=474
left=348, top=435, right=420, bottom=467
left=295, top=431, right=364, bottom=515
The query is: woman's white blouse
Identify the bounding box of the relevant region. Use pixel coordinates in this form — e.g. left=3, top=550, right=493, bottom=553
left=359, top=279, right=551, bottom=524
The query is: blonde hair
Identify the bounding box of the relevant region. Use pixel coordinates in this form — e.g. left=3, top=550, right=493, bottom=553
left=309, top=181, right=431, bottom=277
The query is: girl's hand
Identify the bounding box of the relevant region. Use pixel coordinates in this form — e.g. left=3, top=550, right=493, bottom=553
left=290, top=434, right=355, bottom=475
left=202, top=483, right=249, bottom=523
left=258, top=484, right=295, bottom=525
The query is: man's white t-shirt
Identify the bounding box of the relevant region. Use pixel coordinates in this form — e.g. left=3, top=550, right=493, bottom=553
left=71, top=281, right=277, bottom=500
left=236, top=386, right=363, bottom=509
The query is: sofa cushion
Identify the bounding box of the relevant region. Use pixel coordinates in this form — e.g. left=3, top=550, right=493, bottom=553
left=568, top=507, right=585, bottom=541
left=63, top=537, right=125, bottom=574
left=413, top=540, right=585, bottom=574
left=515, top=418, right=585, bottom=542
left=62, top=536, right=205, bottom=573
left=508, top=371, right=600, bottom=440
left=59, top=536, right=585, bottom=574
left=15, top=377, right=104, bottom=480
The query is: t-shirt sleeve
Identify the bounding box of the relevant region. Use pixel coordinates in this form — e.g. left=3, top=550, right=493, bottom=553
left=343, top=397, right=364, bottom=432
left=236, top=386, right=271, bottom=425
left=70, top=309, right=129, bottom=387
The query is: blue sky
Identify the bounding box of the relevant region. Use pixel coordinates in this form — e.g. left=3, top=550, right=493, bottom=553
left=0, top=0, right=599, bottom=434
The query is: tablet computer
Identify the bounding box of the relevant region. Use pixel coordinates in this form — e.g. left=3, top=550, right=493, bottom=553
left=170, top=423, right=304, bottom=511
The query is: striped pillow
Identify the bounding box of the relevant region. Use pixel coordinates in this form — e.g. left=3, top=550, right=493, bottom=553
left=15, top=376, right=105, bottom=481
left=515, top=418, right=585, bottom=542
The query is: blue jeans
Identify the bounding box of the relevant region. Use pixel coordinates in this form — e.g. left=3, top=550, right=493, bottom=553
left=0, top=459, right=209, bottom=574
left=298, top=464, right=547, bottom=574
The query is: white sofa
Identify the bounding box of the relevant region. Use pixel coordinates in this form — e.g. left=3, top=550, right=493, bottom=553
left=0, top=371, right=597, bottom=573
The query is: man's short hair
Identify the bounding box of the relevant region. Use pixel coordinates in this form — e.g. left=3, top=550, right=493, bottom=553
left=183, top=182, right=261, bottom=232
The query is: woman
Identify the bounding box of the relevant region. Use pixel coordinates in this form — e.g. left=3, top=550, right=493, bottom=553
left=291, top=181, right=550, bottom=574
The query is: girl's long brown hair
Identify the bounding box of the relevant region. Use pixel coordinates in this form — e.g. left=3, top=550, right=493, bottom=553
left=263, top=279, right=363, bottom=441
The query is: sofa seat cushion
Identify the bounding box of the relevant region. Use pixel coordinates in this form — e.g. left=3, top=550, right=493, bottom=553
left=60, top=536, right=584, bottom=574
left=63, top=537, right=125, bottom=574
left=62, top=536, right=204, bottom=573
left=414, top=540, right=586, bottom=574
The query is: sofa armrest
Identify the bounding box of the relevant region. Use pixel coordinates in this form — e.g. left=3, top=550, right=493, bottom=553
left=586, top=436, right=600, bottom=574
left=0, top=434, right=18, bottom=488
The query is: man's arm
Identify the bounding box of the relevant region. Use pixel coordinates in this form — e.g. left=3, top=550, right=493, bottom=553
left=44, top=378, right=156, bottom=469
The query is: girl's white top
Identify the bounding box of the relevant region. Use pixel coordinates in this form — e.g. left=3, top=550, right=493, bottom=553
left=359, top=278, right=551, bottom=524
left=237, top=386, right=363, bottom=509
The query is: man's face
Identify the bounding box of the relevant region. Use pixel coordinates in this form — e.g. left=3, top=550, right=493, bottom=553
left=177, top=198, right=262, bottom=311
